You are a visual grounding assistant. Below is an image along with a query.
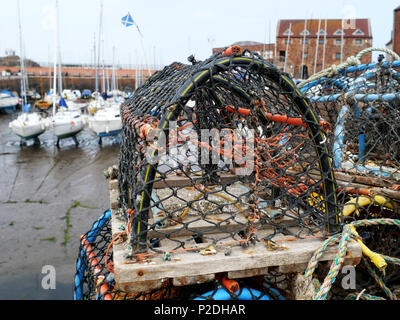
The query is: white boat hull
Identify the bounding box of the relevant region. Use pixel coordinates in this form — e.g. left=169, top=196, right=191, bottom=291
left=88, top=108, right=122, bottom=135
left=52, top=111, right=85, bottom=138
left=9, top=113, right=48, bottom=140
left=0, top=95, right=19, bottom=110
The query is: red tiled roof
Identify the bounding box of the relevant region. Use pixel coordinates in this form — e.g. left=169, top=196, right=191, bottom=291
left=277, top=19, right=372, bottom=38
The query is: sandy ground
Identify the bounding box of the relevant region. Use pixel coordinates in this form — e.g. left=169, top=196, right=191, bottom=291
left=0, top=111, right=120, bottom=299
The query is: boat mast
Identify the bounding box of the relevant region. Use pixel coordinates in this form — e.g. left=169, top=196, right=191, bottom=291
left=52, top=0, right=60, bottom=117
left=300, top=18, right=308, bottom=79
left=111, top=46, right=116, bottom=93
left=313, top=19, right=322, bottom=74
left=283, top=23, right=292, bottom=73
left=57, top=9, right=62, bottom=97
left=97, top=1, right=103, bottom=95
left=135, top=49, right=138, bottom=90
left=17, top=0, right=27, bottom=107
left=340, top=19, right=344, bottom=64
left=94, top=33, right=98, bottom=93
left=322, top=18, right=327, bottom=70
left=101, top=36, right=106, bottom=94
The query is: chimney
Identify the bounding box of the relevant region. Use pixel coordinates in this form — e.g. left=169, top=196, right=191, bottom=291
left=393, top=6, right=400, bottom=55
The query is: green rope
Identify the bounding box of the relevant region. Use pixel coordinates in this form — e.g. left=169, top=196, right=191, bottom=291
left=313, top=224, right=352, bottom=300
left=300, top=218, right=400, bottom=300
left=345, top=292, right=386, bottom=300
left=382, top=255, right=400, bottom=266
left=362, top=257, right=397, bottom=300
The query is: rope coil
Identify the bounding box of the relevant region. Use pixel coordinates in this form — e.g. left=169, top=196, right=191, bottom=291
left=297, top=218, right=400, bottom=300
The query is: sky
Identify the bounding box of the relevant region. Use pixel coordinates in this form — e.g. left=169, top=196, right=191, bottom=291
left=0, top=0, right=399, bottom=68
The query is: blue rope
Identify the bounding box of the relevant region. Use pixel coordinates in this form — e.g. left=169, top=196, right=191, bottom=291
left=73, top=209, right=111, bottom=300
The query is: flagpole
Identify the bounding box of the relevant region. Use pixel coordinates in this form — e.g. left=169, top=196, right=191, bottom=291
left=137, top=29, right=152, bottom=78
left=122, top=12, right=152, bottom=79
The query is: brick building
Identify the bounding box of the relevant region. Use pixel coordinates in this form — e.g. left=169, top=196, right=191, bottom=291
left=212, top=41, right=275, bottom=63
left=276, top=19, right=373, bottom=79
left=386, top=6, right=400, bottom=59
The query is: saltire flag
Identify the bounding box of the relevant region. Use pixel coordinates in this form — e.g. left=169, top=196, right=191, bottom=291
left=122, top=12, right=143, bottom=37
left=121, top=12, right=134, bottom=27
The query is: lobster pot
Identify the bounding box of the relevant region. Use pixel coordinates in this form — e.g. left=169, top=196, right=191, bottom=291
left=117, top=49, right=339, bottom=257
left=300, top=56, right=400, bottom=295
left=301, top=59, right=400, bottom=182
left=74, top=210, right=295, bottom=300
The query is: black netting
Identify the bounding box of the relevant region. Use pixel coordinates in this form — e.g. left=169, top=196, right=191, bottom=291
left=75, top=49, right=400, bottom=300
left=300, top=53, right=400, bottom=300
left=74, top=210, right=293, bottom=300
left=118, top=48, right=338, bottom=259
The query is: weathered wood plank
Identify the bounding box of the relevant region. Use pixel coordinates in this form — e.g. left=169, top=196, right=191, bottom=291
left=153, top=173, right=239, bottom=189
left=113, top=230, right=362, bottom=292
left=109, top=172, right=363, bottom=293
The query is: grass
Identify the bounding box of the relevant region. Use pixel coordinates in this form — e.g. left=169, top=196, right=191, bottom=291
left=40, top=237, right=56, bottom=243
left=61, top=201, right=98, bottom=248
left=25, top=199, right=49, bottom=204
left=3, top=199, right=48, bottom=204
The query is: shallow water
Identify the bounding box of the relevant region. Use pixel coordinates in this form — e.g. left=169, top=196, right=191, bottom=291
left=0, top=111, right=120, bottom=299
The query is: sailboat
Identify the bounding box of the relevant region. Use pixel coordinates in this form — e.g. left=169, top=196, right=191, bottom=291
left=88, top=44, right=122, bottom=145
left=52, top=97, right=85, bottom=147
left=88, top=104, right=122, bottom=145
left=49, top=0, right=86, bottom=148
left=0, top=90, right=19, bottom=112
left=9, top=0, right=50, bottom=146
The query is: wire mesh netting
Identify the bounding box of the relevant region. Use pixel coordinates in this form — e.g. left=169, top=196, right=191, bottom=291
left=299, top=51, right=400, bottom=300
left=74, top=210, right=293, bottom=300
left=74, top=48, right=400, bottom=300
left=118, top=48, right=339, bottom=257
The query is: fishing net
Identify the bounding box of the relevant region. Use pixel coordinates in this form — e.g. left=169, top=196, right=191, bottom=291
left=118, top=47, right=339, bottom=258
left=75, top=47, right=341, bottom=300
left=75, top=47, right=400, bottom=300
left=74, top=210, right=293, bottom=300
left=299, top=50, right=400, bottom=300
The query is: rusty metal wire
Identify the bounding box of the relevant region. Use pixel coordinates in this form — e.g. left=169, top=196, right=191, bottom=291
left=118, top=48, right=339, bottom=264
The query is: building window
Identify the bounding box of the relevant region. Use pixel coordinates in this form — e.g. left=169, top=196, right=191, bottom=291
left=302, top=39, right=309, bottom=44
left=279, top=50, right=286, bottom=62
left=334, top=29, right=344, bottom=36
left=284, top=39, right=291, bottom=45
left=263, top=50, right=273, bottom=59
left=352, top=29, right=365, bottom=36
left=283, top=29, right=293, bottom=36
left=355, top=39, right=362, bottom=45
left=319, top=39, right=325, bottom=45
left=335, top=39, right=342, bottom=45
left=335, top=53, right=341, bottom=60
left=300, top=29, right=310, bottom=36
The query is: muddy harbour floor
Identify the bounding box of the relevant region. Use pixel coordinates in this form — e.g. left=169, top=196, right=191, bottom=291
left=0, top=112, right=120, bottom=299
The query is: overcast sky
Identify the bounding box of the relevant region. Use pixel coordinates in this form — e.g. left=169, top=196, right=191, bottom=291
left=0, top=0, right=398, bottom=67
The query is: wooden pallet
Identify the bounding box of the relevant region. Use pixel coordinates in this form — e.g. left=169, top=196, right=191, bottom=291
left=108, top=177, right=362, bottom=293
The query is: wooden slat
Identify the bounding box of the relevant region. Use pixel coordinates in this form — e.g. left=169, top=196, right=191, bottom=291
left=113, top=230, right=362, bottom=292
left=108, top=175, right=363, bottom=293
left=153, top=173, right=239, bottom=189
